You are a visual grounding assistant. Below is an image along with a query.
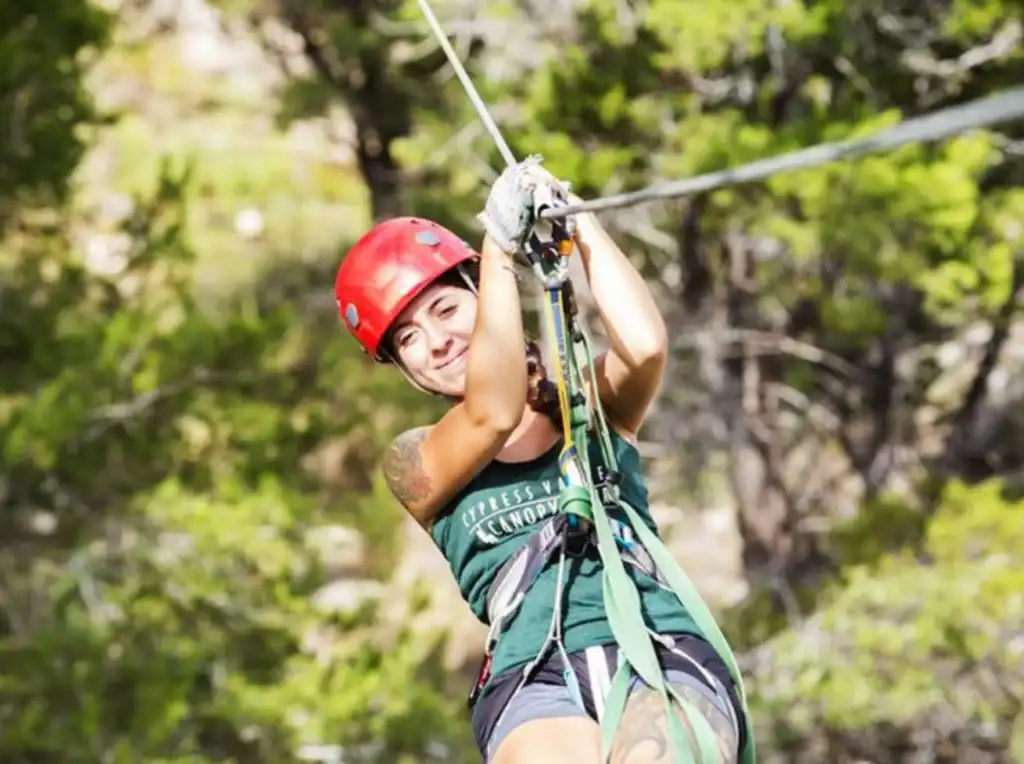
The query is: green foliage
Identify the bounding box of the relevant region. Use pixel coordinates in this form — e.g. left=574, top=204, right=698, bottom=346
left=0, top=6, right=463, bottom=760
left=829, top=493, right=930, bottom=567
left=751, top=480, right=1023, bottom=759
left=0, top=1, right=113, bottom=220
left=0, top=161, right=463, bottom=761
left=488, top=0, right=1023, bottom=345
left=1, top=477, right=461, bottom=762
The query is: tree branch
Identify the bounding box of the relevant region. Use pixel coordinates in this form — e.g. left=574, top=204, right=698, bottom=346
left=943, top=253, right=1024, bottom=476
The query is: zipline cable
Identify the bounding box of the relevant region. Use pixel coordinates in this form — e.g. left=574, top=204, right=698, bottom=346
left=542, top=86, right=1024, bottom=218
left=414, top=0, right=518, bottom=169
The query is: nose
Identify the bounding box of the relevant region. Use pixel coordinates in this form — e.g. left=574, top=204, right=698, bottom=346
left=424, top=324, right=452, bottom=357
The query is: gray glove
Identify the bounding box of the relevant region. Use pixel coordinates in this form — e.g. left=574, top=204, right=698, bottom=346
left=521, top=163, right=577, bottom=241
left=477, top=155, right=545, bottom=254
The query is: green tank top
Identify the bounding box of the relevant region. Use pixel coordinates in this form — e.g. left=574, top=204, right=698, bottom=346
left=429, top=428, right=703, bottom=680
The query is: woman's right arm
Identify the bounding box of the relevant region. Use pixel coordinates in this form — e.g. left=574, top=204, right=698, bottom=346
left=380, top=235, right=527, bottom=528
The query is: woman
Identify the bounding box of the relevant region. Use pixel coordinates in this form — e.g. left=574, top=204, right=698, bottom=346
left=334, top=160, right=748, bottom=764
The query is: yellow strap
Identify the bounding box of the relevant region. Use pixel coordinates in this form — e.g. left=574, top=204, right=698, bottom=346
left=542, top=290, right=575, bottom=452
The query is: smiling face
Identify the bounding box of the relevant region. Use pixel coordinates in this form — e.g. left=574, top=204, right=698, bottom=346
left=389, top=280, right=478, bottom=397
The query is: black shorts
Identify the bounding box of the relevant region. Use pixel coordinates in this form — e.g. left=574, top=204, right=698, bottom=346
left=469, top=633, right=747, bottom=759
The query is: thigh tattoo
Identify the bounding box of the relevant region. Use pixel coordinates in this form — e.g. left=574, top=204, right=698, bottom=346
left=608, top=681, right=738, bottom=764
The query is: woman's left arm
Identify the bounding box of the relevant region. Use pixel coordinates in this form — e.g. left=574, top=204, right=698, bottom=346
left=573, top=211, right=669, bottom=438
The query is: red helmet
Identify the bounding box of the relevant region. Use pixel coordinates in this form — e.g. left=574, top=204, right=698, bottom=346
left=335, top=217, right=477, bottom=361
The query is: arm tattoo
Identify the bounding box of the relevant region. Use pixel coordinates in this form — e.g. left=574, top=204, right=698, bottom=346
left=381, top=427, right=433, bottom=506
left=610, top=681, right=739, bottom=764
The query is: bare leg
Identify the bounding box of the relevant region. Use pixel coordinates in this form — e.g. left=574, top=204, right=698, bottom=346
left=491, top=715, right=603, bottom=764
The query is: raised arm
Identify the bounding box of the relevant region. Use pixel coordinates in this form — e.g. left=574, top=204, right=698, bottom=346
left=381, top=235, right=527, bottom=528
left=574, top=211, right=669, bottom=438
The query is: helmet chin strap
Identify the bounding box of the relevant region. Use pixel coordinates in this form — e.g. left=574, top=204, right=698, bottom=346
left=456, top=262, right=478, bottom=295
left=380, top=346, right=440, bottom=396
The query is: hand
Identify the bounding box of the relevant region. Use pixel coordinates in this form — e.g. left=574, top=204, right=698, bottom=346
left=477, top=155, right=545, bottom=255
left=519, top=163, right=577, bottom=241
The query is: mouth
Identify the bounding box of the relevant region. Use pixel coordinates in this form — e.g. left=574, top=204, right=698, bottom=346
left=438, top=348, right=467, bottom=370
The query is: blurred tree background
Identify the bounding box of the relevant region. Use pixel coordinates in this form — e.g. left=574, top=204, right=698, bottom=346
left=0, top=0, right=1021, bottom=762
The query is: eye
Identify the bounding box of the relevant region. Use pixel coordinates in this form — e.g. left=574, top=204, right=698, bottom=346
left=396, top=330, right=417, bottom=348
left=438, top=304, right=457, bottom=319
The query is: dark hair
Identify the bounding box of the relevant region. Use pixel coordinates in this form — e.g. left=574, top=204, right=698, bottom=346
left=402, top=262, right=563, bottom=427
left=525, top=338, right=562, bottom=428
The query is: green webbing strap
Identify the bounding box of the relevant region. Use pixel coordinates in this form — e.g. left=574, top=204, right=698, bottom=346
left=538, top=269, right=756, bottom=764
left=541, top=287, right=737, bottom=763
left=574, top=308, right=758, bottom=764
left=589, top=481, right=722, bottom=764
left=615, top=497, right=758, bottom=764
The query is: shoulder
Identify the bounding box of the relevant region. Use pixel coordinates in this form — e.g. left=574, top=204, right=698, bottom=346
left=380, top=426, right=433, bottom=507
